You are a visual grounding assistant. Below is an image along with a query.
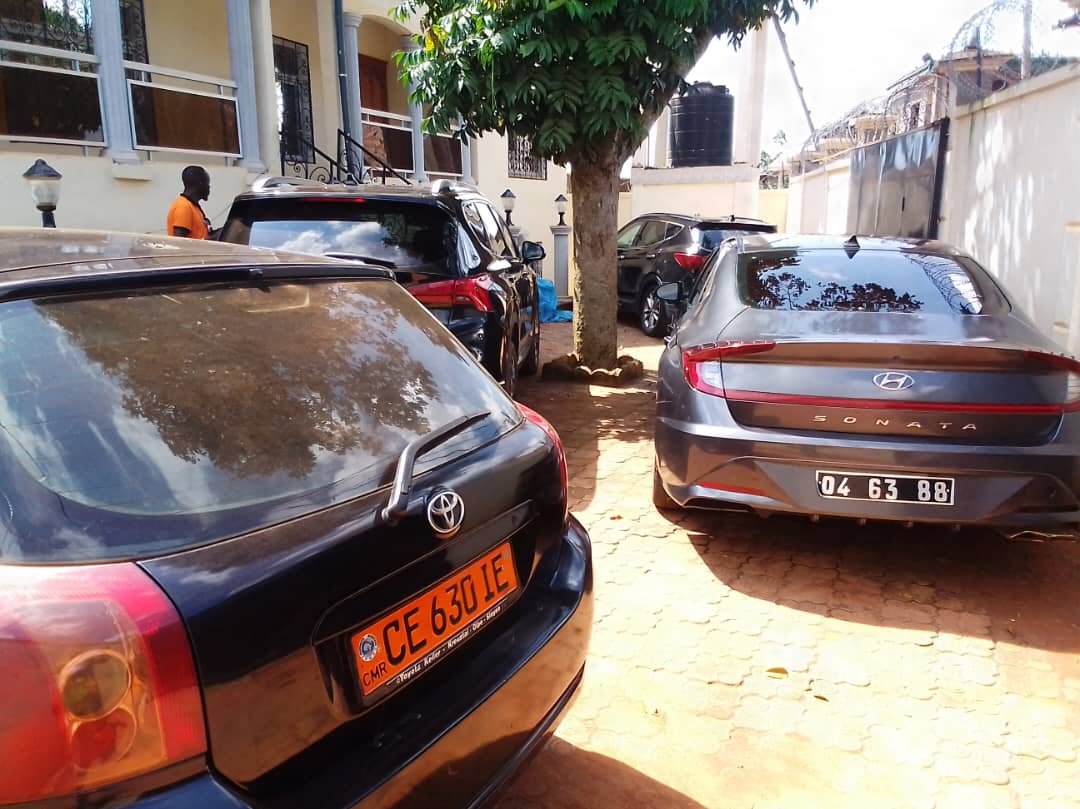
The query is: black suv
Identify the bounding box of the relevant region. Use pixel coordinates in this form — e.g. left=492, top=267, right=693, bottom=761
left=220, top=179, right=545, bottom=397
left=617, top=213, right=777, bottom=336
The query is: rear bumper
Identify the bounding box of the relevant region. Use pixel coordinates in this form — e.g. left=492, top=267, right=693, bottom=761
left=655, top=415, right=1080, bottom=530
left=119, top=516, right=592, bottom=809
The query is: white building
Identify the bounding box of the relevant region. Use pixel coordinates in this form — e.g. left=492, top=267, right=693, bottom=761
left=0, top=0, right=566, bottom=255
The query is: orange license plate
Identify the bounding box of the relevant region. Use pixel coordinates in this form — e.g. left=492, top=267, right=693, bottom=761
left=352, top=542, right=519, bottom=696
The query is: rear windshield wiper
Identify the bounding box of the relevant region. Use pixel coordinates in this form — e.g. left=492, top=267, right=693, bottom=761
left=324, top=252, right=398, bottom=269
left=380, top=412, right=490, bottom=525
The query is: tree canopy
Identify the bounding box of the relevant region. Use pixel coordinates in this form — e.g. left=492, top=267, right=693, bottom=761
left=396, top=0, right=815, bottom=369
left=397, top=0, right=811, bottom=165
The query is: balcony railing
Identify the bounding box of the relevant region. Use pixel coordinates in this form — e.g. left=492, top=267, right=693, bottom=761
left=359, top=107, right=462, bottom=179
left=125, top=61, right=240, bottom=158
left=0, top=39, right=103, bottom=148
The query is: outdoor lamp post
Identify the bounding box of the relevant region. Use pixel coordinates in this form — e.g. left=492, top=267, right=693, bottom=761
left=501, top=188, right=516, bottom=226
left=23, top=159, right=61, bottom=228
left=555, top=193, right=568, bottom=227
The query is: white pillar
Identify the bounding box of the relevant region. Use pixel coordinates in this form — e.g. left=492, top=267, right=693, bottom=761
left=90, top=0, right=138, bottom=164
left=249, top=0, right=279, bottom=173
left=459, top=116, right=474, bottom=183
left=401, top=36, right=427, bottom=183
left=315, top=1, right=342, bottom=148
left=654, top=107, right=670, bottom=168
left=226, top=0, right=265, bottom=173
left=734, top=25, right=769, bottom=165
left=342, top=13, right=365, bottom=176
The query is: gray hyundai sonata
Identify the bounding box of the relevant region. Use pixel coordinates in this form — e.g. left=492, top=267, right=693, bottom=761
left=653, top=235, right=1080, bottom=540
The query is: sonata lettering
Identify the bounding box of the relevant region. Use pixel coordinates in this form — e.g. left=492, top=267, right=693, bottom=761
left=810, top=415, right=977, bottom=432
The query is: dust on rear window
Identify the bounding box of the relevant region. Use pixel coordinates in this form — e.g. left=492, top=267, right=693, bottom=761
left=0, top=279, right=516, bottom=563
left=739, top=249, right=1004, bottom=315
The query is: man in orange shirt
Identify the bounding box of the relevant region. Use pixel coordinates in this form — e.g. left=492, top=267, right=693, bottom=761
left=167, top=166, right=212, bottom=239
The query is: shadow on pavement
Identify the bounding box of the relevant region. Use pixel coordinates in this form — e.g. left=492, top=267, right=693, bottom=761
left=493, top=737, right=709, bottom=809
left=675, top=506, right=1080, bottom=654
left=516, top=323, right=662, bottom=512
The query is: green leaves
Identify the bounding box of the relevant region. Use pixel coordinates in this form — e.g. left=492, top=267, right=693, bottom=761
left=394, top=0, right=814, bottom=164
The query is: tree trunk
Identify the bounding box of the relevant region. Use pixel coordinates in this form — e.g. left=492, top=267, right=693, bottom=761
left=569, top=141, right=622, bottom=370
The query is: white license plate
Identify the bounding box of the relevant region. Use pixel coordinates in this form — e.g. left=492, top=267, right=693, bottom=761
left=816, top=471, right=955, bottom=506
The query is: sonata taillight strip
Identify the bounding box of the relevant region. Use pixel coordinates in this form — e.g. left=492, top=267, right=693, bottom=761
left=723, top=389, right=1065, bottom=416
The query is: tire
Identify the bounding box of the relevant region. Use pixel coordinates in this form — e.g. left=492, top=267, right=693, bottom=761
left=639, top=282, right=669, bottom=338
left=653, top=465, right=679, bottom=511
left=501, top=339, right=518, bottom=399
left=521, top=321, right=541, bottom=376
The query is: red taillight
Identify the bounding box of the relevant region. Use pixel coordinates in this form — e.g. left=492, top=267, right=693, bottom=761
left=300, top=196, right=366, bottom=203
left=0, top=563, right=206, bottom=804
left=682, top=341, right=776, bottom=397
left=1026, top=350, right=1080, bottom=412
left=673, top=252, right=707, bottom=271
left=518, top=404, right=568, bottom=519
left=409, top=278, right=493, bottom=312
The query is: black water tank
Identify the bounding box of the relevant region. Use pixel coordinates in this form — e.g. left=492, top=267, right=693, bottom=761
left=669, top=83, right=735, bottom=167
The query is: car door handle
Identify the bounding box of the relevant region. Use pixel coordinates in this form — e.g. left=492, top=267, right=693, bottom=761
left=646, top=253, right=658, bottom=260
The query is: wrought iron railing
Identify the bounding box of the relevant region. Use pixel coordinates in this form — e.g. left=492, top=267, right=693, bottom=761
left=281, top=131, right=350, bottom=183
left=337, top=129, right=411, bottom=185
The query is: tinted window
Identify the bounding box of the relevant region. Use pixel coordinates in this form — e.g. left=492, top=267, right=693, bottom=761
left=473, top=203, right=513, bottom=258
left=696, top=227, right=773, bottom=251
left=740, top=249, right=1005, bottom=315
left=221, top=199, right=457, bottom=274
left=617, top=221, right=644, bottom=248
left=638, top=220, right=671, bottom=246
left=0, top=280, right=518, bottom=563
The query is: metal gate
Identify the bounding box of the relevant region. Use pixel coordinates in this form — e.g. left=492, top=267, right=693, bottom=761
left=847, top=119, right=950, bottom=239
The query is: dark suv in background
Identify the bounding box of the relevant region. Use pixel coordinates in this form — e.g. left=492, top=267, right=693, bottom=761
left=220, top=179, right=544, bottom=397
left=617, top=213, right=777, bottom=336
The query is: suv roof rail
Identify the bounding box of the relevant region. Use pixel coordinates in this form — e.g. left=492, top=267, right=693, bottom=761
left=251, top=175, right=342, bottom=192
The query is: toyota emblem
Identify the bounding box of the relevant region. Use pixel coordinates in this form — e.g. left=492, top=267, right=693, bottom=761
left=873, top=372, right=915, bottom=392
left=427, top=489, right=465, bottom=538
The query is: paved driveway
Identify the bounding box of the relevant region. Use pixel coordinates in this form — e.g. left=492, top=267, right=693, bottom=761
left=496, top=322, right=1080, bottom=809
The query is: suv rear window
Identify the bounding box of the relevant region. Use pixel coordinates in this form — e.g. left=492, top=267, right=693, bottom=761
left=739, top=249, right=1006, bottom=315
left=696, top=224, right=777, bottom=251
left=221, top=199, right=457, bottom=275
left=0, top=279, right=518, bottom=563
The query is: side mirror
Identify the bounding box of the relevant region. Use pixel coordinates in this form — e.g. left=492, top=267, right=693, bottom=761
left=656, top=282, right=682, bottom=303
left=521, top=240, right=546, bottom=262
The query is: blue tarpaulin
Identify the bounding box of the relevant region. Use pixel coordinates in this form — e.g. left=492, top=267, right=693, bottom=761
left=538, top=277, right=572, bottom=323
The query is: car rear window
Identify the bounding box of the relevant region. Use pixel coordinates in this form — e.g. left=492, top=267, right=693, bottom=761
left=697, top=224, right=776, bottom=251
left=0, top=279, right=518, bottom=563
left=739, top=249, right=1006, bottom=315
left=221, top=199, right=458, bottom=275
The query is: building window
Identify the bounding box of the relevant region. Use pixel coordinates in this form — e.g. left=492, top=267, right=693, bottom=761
left=0, top=0, right=145, bottom=145
left=508, top=132, right=546, bottom=180
left=273, top=36, right=314, bottom=165
left=0, top=0, right=146, bottom=60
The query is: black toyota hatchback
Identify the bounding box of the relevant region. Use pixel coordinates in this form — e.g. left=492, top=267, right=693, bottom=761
left=0, top=230, right=592, bottom=808
left=219, top=179, right=544, bottom=397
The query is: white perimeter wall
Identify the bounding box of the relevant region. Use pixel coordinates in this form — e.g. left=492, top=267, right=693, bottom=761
left=780, top=63, right=1080, bottom=351
left=940, top=63, right=1080, bottom=352
left=784, top=158, right=851, bottom=235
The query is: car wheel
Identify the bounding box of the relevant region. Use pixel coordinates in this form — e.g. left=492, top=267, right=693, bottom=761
left=501, top=340, right=518, bottom=399
left=521, top=327, right=541, bottom=376
left=639, top=283, right=669, bottom=338
left=653, top=465, right=679, bottom=510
